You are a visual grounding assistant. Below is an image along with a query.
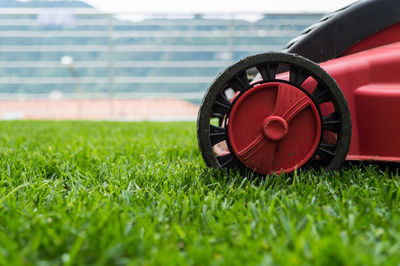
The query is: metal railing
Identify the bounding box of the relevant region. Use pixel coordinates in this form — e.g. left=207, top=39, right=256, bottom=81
left=0, top=8, right=322, bottom=100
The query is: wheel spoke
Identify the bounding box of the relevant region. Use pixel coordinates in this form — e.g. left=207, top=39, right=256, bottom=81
left=289, top=66, right=309, bottom=87
left=229, top=71, right=250, bottom=92
left=273, top=83, right=311, bottom=123
left=213, top=93, right=231, bottom=114
left=256, top=63, right=278, bottom=81
left=209, top=125, right=226, bottom=146
left=311, top=84, right=331, bottom=104
left=216, top=153, right=236, bottom=168
left=322, top=112, right=340, bottom=133
left=317, top=143, right=336, bottom=162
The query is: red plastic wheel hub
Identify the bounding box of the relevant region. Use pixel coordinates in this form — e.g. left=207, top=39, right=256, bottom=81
left=227, top=82, right=321, bottom=174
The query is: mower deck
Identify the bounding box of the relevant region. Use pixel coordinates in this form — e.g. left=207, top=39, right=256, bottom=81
left=319, top=41, right=400, bottom=163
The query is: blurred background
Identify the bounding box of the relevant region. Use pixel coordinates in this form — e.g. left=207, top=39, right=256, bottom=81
left=0, top=0, right=355, bottom=120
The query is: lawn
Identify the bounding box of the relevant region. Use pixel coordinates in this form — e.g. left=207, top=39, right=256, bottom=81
left=0, top=121, right=399, bottom=265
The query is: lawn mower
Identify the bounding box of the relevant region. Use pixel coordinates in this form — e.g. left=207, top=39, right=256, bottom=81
left=197, top=0, right=400, bottom=175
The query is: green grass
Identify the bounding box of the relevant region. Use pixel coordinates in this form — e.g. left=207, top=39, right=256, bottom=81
left=0, top=121, right=400, bottom=265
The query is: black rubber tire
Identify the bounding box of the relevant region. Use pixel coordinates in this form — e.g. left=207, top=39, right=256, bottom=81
left=197, top=52, right=352, bottom=174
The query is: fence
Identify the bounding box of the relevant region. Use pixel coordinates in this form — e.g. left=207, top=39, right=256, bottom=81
left=0, top=8, right=322, bottom=102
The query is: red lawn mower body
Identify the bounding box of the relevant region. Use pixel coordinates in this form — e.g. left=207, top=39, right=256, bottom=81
left=282, top=0, right=400, bottom=165
left=321, top=30, right=400, bottom=163
left=197, top=0, right=400, bottom=175
left=304, top=24, right=400, bottom=162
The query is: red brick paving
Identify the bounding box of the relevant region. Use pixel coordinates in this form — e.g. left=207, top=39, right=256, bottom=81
left=0, top=99, right=199, bottom=120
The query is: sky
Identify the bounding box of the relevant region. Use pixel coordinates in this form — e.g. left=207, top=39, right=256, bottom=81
left=83, top=0, right=359, bottom=13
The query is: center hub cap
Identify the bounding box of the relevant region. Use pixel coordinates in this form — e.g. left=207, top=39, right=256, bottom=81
left=262, top=116, right=288, bottom=141
left=227, top=82, right=321, bottom=174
